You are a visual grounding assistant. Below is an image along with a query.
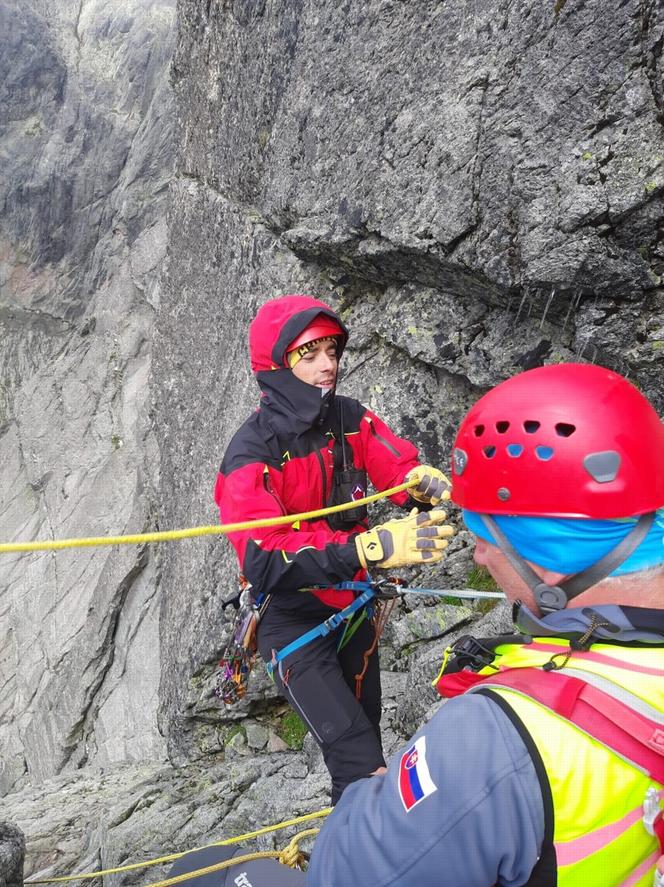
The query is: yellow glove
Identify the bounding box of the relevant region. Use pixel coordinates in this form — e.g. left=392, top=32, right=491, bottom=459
left=355, top=509, right=455, bottom=570
left=406, top=464, right=451, bottom=507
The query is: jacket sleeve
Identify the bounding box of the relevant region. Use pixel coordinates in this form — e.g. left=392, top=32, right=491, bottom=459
left=306, top=694, right=545, bottom=887
left=353, top=407, right=422, bottom=508
left=214, top=463, right=362, bottom=596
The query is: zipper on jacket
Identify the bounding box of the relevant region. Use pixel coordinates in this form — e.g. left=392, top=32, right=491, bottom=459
left=263, top=465, right=286, bottom=515
left=315, top=448, right=329, bottom=504
left=366, top=416, right=401, bottom=457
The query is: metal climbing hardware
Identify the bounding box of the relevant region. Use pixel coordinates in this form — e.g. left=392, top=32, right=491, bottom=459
left=644, top=787, right=664, bottom=887
left=217, top=578, right=270, bottom=705
left=434, top=633, right=517, bottom=682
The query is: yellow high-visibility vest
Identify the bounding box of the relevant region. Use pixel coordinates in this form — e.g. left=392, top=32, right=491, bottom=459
left=443, top=637, right=664, bottom=886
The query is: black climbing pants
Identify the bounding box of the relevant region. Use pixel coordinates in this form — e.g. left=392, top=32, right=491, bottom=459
left=257, top=598, right=384, bottom=805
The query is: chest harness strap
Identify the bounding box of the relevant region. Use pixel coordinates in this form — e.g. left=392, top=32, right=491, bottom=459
left=469, top=667, right=664, bottom=784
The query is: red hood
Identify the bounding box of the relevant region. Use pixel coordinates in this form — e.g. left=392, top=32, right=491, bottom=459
left=248, top=294, right=349, bottom=373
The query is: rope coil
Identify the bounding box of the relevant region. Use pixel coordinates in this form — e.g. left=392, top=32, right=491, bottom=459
left=144, top=828, right=320, bottom=887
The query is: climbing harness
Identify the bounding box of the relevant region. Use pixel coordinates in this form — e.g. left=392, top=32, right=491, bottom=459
left=266, top=578, right=501, bottom=699
left=267, top=577, right=503, bottom=679
left=216, top=578, right=271, bottom=704
left=266, top=583, right=378, bottom=678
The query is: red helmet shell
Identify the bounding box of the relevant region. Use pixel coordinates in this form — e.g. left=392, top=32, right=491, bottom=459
left=451, top=363, right=664, bottom=518
left=286, top=316, right=344, bottom=352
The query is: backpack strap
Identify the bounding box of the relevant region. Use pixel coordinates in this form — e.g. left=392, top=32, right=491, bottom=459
left=471, top=667, right=664, bottom=784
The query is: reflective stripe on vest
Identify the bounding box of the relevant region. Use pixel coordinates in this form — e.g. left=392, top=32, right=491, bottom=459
left=450, top=639, right=664, bottom=886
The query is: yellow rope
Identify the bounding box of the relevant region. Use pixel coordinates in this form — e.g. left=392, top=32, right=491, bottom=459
left=145, top=828, right=321, bottom=887
left=24, top=811, right=331, bottom=884
left=0, top=481, right=417, bottom=554
left=146, top=851, right=284, bottom=887
left=277, top=828, right=320, bottom=868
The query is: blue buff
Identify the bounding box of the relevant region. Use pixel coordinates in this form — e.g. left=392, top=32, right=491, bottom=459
left=462, top=508, right=664, bottom=576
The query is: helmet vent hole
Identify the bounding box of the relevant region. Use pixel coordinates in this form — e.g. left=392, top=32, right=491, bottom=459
left=496, top=421, right=510, bottom=433
left=524, top=421, right=540, bottom=434
left=483, top=445, right=497, bottom=459
left=507, top=444, right=524, bottom=457
left=535, top=446, right=554, bottom=461
left=474, top=424, right=485, bottom=437
left=555, top=423, right=576, bottom=437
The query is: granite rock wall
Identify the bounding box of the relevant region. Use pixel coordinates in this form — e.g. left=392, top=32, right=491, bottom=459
left=0, top=0, right=175, bottom=794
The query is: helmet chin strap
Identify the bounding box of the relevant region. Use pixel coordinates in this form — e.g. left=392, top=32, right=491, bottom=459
left=480, top=513, right=655, bottom=614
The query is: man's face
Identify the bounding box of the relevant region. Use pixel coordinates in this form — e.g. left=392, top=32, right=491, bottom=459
left=290, top=338, right=339, bottom=389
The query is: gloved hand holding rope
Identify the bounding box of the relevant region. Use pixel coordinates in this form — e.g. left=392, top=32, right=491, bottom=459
left=405, top=464, right=451, bottom=507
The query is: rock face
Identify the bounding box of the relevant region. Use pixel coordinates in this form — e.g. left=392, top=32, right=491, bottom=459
left=0, top=0, right=175, bottom=795
left=0, top=601, right=512, bottom=885
left=1, top=0, right=663, bottom=882
left=0, top=823, right=25, bottom=887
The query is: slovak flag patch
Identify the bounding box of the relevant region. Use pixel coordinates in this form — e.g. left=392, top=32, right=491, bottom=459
left=398, top=735, right=437, bottom=812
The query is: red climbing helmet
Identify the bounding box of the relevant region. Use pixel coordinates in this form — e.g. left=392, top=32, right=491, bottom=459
left=286, top=316, right=345, bottom=353
left=451, top=363, right=664, bottom=519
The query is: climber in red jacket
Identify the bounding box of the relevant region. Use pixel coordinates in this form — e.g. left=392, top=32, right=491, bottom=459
left=215, top=294, right=453, bottom=803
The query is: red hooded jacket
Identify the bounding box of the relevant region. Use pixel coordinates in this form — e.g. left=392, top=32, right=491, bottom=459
left=214, top=295, right=422, bottom=610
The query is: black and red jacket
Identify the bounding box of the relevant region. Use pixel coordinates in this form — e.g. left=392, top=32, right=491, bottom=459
left=214, top=296, right=422, bottom=611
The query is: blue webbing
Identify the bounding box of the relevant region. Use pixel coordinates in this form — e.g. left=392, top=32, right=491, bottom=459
left=266, top=584, right=376, bottom=676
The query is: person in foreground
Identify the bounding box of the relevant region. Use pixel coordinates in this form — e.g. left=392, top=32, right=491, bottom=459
left=215, top=294, right=453, bottom=805
left=307, top=362, right=664, bottom=887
